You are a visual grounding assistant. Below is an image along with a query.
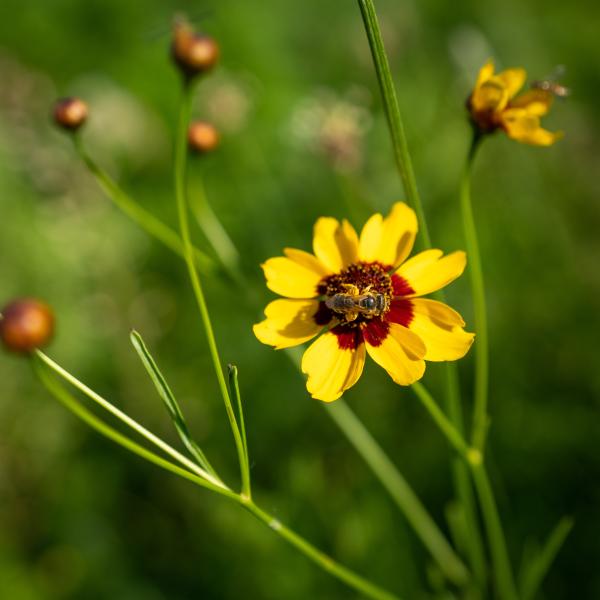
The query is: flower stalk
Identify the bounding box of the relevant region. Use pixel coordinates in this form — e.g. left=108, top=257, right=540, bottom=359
left=460, top=135, right=488, bottom=452
left=356, top=0, right=430, bottom=248
left=174, top=83, right=250, bottom=494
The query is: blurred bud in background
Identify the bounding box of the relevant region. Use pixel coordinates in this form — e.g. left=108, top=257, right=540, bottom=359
left=188, top=121, right=219, bottom=153
left=1, top=299, right=55, bottom=353
left=52, top=97, right=88, bottom=131
left=171, top=15, right=219, bottom=79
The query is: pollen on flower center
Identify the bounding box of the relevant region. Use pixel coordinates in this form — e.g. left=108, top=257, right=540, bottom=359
left=317, top=261, right=393, bottom=324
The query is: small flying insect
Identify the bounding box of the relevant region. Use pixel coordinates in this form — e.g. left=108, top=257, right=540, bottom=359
left=325, top=284, right=389, bottom=322
left=531, top=65, right=570, bottom=99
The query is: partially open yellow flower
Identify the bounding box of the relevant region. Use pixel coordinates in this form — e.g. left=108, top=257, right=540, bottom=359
left=254, top=203, right=474, bottom=402
left=467, top=60, right=562, bottom=146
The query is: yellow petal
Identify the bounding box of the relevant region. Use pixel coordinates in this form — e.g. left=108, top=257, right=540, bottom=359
left=475, top=59, right=495, bottom=87
left=359, top=202, right=417, bottom=267
left=301, top=332, right=366, bottom=402
left=283, top=248, right=331, bottom=276
left=365, top=323, right=426, bottom=386
left=313, top=217, right=359, bottom=272
left=495, top=67, right=526, bottom=99
left=253, top=299, right=323, bottom=350
left=501, top=109, right=563, bottom=146
left=409, top=299, right=474, bottom=361
left=508, top=89, right=553, bottom=116
left=262, top=255, right=323, bottom=299
left=471, top=80, right=509, bottom=114
left=358, top=213, right=383, bottom=262
left=397, top=250, right=467, bottom=296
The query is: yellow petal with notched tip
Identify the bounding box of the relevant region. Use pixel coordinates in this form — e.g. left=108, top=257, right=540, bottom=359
left=408, top=298, right=474, bottom=361
left=365, top=323, right=426, bottom=386
left=262, top=255, right=323, bottom=298
left=301, top=332, right=366, bottom=402
left=397, top=250, right=467, bottom=297
left=313, top=217, right=359, bottom=272
left=253, top=299, right=323, bottom=349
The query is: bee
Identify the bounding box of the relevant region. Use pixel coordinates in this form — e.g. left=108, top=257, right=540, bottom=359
left=325, top=284, right=389, bottom=322
left=531, top=66, right=570, bottom=99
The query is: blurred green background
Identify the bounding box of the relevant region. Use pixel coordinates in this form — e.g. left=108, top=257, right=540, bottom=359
left=1, top=0, right=599, bottom=598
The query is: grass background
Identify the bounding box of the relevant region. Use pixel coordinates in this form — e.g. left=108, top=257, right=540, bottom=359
left=1, top=0, right=599, bottom=598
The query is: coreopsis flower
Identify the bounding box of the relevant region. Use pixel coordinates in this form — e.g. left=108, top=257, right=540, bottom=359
left=467, top=60, right=562, bottom=146
left=1, top=298, right=55, bottom=353
left=254, top=203, right=474, bottom=402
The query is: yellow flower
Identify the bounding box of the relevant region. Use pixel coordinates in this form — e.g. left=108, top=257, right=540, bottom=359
left=467, top=59, right=562, bottom=146
left=254, top=203, right=474, bottom=402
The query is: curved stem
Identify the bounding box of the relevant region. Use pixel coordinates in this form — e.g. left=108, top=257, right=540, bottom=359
left=34, top=357, right=235, bottom=499
left=356, top=0, right=430, bottom=248
left=174, top=84, right=249, bottom=494
left=241, top=499, right=401, bottom=600
left=35, top=357, right=400, bottom=599
left=72, top=135, right=214, bottom=274
left=34, top=351, right=228, bottom=492
left=460, top=136, right=488, bottom=452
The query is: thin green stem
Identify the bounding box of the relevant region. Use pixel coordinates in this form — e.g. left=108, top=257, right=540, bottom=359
left=189, top=173, right=246, bottom=288
left=72, top=135, right=214, bottom=273
left=461, top=135, right=488, bottom=452
left=174, top=84, right=249, bottom=493
left=356, top=0, right=430, bottom=248
left=411, top=382, right=474, bottom=462
left=242, top=499, right=400, bottom=600
left=228, top=364, right=251, bottom=498
left=35, top=358, right=401, bottom=599
left=34, top=352, right=229, bottom=494
left=414, top=381, right=519, bottom=600
left=471, top=464, right=519, bottom=600
left=324, top=400, right=469, bottom=586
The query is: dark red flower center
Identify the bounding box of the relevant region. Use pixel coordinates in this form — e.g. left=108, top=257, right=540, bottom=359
left=313, top=261, right=416, bottom=350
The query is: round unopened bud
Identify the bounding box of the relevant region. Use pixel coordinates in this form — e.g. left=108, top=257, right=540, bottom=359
left=171, top=19, right=219, bottom=78
left=188, top=121, right=220, bottom=153
left=53, top=97, right=88, bottom=131
left=0, top=298, right=55, bottom=353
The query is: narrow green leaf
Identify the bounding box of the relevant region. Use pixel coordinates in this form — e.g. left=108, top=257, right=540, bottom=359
left=520, top=516, right=574, bottom=600
left=227, top=364, right=251, bottom=497
left=130, top=330, right=218, bottom=478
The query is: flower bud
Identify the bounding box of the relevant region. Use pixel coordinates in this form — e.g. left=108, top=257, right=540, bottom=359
left=188, top=121, right=220, bottom=153
left=171, top=18, right=219, bottom=78
left=53, top=97, right=88, bottom=131
left=1, top=299, right=55, bottom=353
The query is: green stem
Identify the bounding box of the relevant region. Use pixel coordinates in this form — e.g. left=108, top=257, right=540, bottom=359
left=189, top=173, right=246, bottom=288
left=411, top=382, right=474, bottom=461
left=34, top=357, right=234, bottom=498
left=174, top=84, right=249, bottom=494
left=72, top=135, right=214, bottom=274
left=324, top=400, right=469, bottom=586
left=35, top=358, right=401, bottom=599
left=356, top=0, right=430, bottom=248
left=471, top=465, right=519, bottom=600
left=414, top=381, right=519, bottom=600
left=460, top=135, right=488, bottom=452
left=242, top=499, right=401, bottom=600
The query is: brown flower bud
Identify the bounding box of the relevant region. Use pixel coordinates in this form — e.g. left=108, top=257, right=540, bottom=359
left=1, top=299, right=55, bottom=353
left=53, top=97, right=88, bottom=131
left=188, top=121, right=220, bottom=153
left=171, top=18, right=219, bottom=78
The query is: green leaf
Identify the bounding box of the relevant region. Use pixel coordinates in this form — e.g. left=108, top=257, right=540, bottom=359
left=520, top=516, right=574, bottom=600
left=130, top=330, right=219, bottom=479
